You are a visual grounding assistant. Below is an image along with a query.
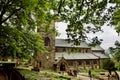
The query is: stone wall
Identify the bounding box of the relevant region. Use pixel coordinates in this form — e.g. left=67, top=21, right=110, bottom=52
left=35, top=21, right=55, bottom=69
left=66, top=59, right=100, bottom=70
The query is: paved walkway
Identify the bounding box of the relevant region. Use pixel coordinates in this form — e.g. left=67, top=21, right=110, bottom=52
left=78, top=73, right=98, bottom=80
left=78, top=75, right=98, bottom=80
left=78, top=71, right=120, bottom=80
left=117, top=71, right=120, bottom=77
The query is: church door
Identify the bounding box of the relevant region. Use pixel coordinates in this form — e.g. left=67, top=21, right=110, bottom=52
left=60, top=63, right=66, bottom=71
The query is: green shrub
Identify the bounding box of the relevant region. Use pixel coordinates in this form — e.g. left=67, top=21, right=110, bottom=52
left=78, top=69, right=88, bottom=73
left=92, top=69, right=106, bottom=72
left=91, top=72, right=100, bottom=79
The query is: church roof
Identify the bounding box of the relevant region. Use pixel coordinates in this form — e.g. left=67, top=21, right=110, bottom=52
left=91, top=45, right=104, bottom=51
left=55, top=52, right=99, bottom=60
left=54, top=57, right=66, bottom=64
left=55, top=39, right=90, bottom=48
left=93, top=52, right=108, bottom=59
left=55, top=39, right=106, bottom=60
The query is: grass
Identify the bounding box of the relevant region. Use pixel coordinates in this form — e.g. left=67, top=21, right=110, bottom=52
left=18, top=69, right=41, bottom=80
left=78, top=69, right=107, bottom=79
left=78, top=69, right=106, bottom=73
left=18, top=68, right=108, bottom=80
left=18, top=69, right=80, bottom=80
left=91, top=71, right=100, bottom=79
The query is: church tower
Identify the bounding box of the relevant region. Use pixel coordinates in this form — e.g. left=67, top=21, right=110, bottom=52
left=36, top=20, right=55, bottom=69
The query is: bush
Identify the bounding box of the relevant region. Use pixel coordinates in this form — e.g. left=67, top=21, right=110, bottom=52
left=115, top=62, right=120, bottom=71
left=91, top=72, right=100, bottom=79
left=102, top=59, right=115, bottom=71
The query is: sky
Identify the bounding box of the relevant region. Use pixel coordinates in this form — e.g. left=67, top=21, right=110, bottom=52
left=55, top=22, right=120, bottom=50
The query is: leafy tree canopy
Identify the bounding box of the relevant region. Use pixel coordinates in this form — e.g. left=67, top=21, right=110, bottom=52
left=0, top=0, right=50, bottom=59
left=109, top=41, right=120, bottom=61
left=109, top=41, right=120, bottom=70
left=102, top=59, right=119, bottom=80
left=102, top=59, right=115, bottom=71
left=52, top=0, right=120, bottom=45
left=1, top=0, right=120, bottom=60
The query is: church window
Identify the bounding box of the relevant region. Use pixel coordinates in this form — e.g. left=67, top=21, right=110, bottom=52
left=85, top=49, right=88, bottom=53
left=78, top=61, right=82, bottom=65
left=44, top=37, right=50, bottom=46
left=68, top=61, right=73, bottom=66
left=86, top=61, right=90, bottom=65
left=63, top=48, right=66, bottom=52
left=39, top=61, right=41, bottom=67
left=71, top=48, right=74, bottom=52
left=79, top=49, right=81, bottom=52
left=93, top=60, right=97, bottom=64
left=55, top=47, right=58, bottom=52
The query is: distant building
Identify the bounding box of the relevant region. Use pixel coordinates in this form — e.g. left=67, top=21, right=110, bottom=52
left=34, top=21, right=55, bottom=70
left=0, top=21, right=108, bottom=72
left=34, top=21, right=108, bottom=72
left=54, top=39, right=108, bottom=72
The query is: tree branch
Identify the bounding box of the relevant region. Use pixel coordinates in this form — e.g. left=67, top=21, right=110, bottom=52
left=0, top=0, right=12, bottom=25
left=84, top=0, right=90, bottom=21
left=58, top=0, right=65, bottom=14
left=78, top=0, right=84, bottom=18
left=1, top=8, right=21, bottom=24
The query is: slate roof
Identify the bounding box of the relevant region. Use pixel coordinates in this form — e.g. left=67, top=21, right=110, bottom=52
left=55, top=39, right=90, bottom=48
left=54, top=57, right=67, bottom=64
left=55, top=39, right=107, bottom=60
left=93, top=52, right=108, bottom=59
left=54, top=57, right=62, bottom=64
left=55, top=52, right=99, bottom=60
left=91, top=45, right=104, bottom=51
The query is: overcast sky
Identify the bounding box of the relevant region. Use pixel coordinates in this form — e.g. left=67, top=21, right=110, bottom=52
left=55, top=22, right=120, bottom=50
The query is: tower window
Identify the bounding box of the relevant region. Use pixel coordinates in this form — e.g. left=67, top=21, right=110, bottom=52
left=44, top=37, right=50, bottom=46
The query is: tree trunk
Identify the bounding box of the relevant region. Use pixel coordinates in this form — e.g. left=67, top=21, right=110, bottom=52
left=114, top=71, right=120, bottom=80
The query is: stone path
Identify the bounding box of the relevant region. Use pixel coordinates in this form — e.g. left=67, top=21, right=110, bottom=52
left=78, top=71, right=120, bottom=80
left=78, top=73, right=98, bottom=80
left=38, top=71, right=120, bottom=80
left=117, top=71, right=120, bottom=77
left=78, top=75, right=98, bottom=80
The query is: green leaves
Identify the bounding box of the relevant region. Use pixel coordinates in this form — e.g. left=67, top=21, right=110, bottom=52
left=0, top=25, right=47, bottom=59
left=89, top=37, right=103, bottom=46
left=0, top=0, right=50, bottom=60
left=102, top=59, right=115, bottom=71
left=112, top=9, right=120, bottom=33
left=110, top=41, right=120, bottom=61
left=0, top=0, right=120, bottom=60
left=54, top=0, right=114, bottom=45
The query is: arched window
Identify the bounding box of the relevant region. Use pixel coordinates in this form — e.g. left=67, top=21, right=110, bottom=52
left=60, top=63, right=66, bottom=71
left=44, top=37, right=50, bottom=46
left=63, top=48, right=66, bottom=52
left=39, top=61, right=41, bottom=67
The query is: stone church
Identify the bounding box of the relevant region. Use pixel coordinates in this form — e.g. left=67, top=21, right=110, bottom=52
left=36, top=22, right=108, bottom=72
left=54, top=39, right=107, bottom=72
